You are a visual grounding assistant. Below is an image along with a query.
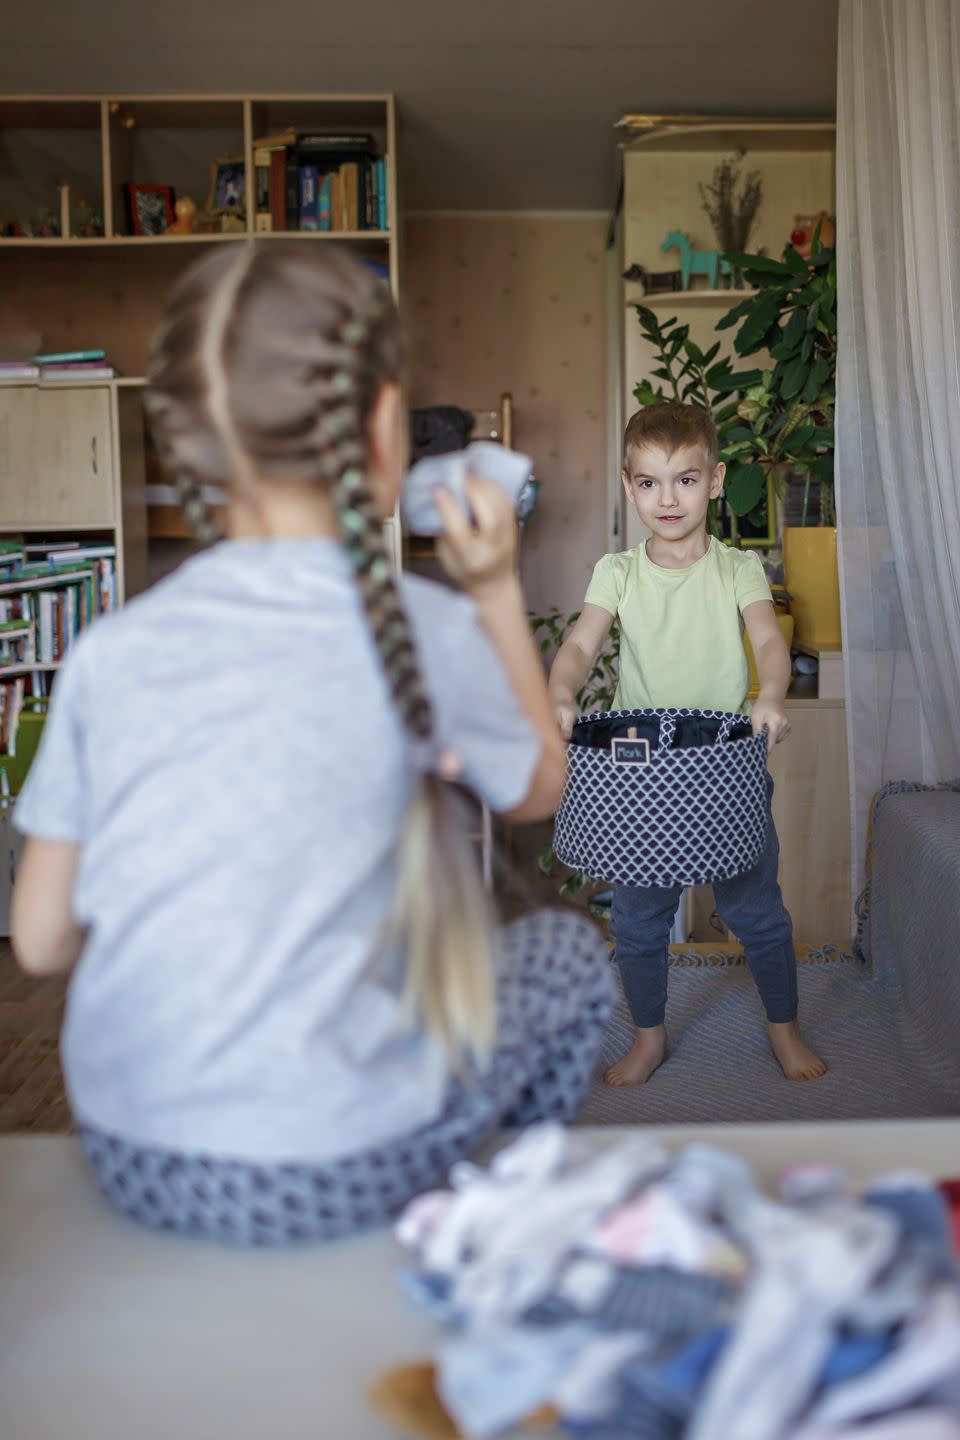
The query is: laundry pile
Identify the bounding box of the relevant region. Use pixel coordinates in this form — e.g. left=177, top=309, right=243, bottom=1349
left=378, top=1125, right=960, bottom=1440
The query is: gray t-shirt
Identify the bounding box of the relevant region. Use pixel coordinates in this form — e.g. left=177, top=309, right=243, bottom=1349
left=16, top=540, right=540, bottom=1163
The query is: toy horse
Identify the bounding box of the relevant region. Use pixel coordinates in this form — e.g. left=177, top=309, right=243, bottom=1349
left=661, top=230, right=732, bottom=290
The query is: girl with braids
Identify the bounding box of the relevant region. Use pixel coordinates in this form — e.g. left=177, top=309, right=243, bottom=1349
left=12, top=243, right=615, bottom=1246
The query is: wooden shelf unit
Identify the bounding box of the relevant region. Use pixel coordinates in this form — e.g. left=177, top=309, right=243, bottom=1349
left=611, top=116, right=850, bottom=943
left=0, top=92, right=401, bottom=595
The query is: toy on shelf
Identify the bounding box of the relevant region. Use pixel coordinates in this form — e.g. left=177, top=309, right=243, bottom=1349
left=165, top=197, right=198, bottom=236
left=790, top=211, right=836, bottom=257
left=661, top=230, right=733, bottom=290
left=622, top=262, right=683, bottom=295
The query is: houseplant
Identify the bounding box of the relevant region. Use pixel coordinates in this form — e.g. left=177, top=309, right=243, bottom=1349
left=632, top=227, right=838, bottom=648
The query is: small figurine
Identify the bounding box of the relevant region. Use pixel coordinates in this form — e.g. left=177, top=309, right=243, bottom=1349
left=661, top=230, right=733, bottom=290
left=166, top=197, right=198, bottom=236
left=624, top=263, right=683, bottom=295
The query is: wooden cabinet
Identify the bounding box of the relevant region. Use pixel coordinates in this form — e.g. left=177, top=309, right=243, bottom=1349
left=770, top=698, right=851, bottom=943
left=0, top=387, right=115, bottom=528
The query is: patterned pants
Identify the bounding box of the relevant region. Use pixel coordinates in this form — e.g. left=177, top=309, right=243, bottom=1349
left=79, top=908, right=615, bottom=1247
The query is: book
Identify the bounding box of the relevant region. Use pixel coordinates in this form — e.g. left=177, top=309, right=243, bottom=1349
left=40, top=367, right=115, bottom=382
left=285, top=149, right=301, bottom=229
left=269, top=149, right=287, bottom=230
left=254, top=146, right=272, bottom=225
left=38, top=360, right=115, bottom=373
left=296, top=132, right=374, bottom=150
left=318, top=174, right=333, bottom=232
left=0, top=545, right=25, bottom=571
left=33, top=349, right=105, bottom=364
left=252, top=128, right=297, bottom=151
left=330, top=171, right=344, bottom=233
left=0, top=567, right=97, bottom=596
left=298, top=163, right=320, bottom=230
left=46, top=545, right=117, bottom=564
left=0, top=362, right=40, bottom=379
left=376, top=159, right=388, bottom=230
left=363, top=159, right=374, bottom=230
left=340, top=162, right=360, bottom=231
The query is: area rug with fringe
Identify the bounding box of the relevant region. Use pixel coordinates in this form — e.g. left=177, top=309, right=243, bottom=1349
left=576, top=944, right=960, bottom=1126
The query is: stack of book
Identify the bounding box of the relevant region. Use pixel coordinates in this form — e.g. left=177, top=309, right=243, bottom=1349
left=253, top=130, right=389, bottom=234
left=0, top=540, right=117, bottom=756
left=0, top=349, right=115, bottom=383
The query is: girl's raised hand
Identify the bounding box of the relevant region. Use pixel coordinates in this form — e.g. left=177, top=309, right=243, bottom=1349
left=434, top=475, right=518, bottom=599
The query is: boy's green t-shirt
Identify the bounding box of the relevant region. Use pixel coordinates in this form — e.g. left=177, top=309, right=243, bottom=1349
left=585, top=537, right=772, bottom=714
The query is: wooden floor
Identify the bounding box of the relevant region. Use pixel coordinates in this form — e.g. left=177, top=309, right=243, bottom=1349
left=0, top=943, right=70, bottom=1133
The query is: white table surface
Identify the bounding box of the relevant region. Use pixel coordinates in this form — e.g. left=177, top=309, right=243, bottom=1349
left=3, top=1121, right=959, bottom=1440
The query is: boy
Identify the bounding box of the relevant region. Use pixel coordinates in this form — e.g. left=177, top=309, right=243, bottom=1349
left=549, top=402, right=826, bottom=1087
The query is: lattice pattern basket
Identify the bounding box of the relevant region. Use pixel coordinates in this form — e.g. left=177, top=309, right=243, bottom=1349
left=554, top=708, right=769, bottom=888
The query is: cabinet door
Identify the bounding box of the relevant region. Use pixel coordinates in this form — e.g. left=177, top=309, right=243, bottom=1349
left=0, top=387, right=115, bottom=528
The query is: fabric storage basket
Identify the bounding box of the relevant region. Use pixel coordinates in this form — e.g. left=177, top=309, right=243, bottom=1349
left=554, top=708, right=769, bottom=888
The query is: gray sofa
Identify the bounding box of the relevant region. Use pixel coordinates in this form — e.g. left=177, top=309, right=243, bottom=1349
left=863, top=787, right=960, bottom=1098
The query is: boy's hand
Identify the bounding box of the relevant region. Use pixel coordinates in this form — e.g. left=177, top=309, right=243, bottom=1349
left=751, top=695, right=791, bottom=744
left=434, top=475, right=517, bottom=599
left=553, top=699, right=578, bottom=740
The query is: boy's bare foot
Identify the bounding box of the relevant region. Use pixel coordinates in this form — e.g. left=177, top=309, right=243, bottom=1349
left=603, top=1025, right=667, bottom=1087
left=768, top=1020, right=827, bottom=1081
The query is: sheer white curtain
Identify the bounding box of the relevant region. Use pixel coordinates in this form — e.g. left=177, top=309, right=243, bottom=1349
left=836, top=0, right=960, bottom=903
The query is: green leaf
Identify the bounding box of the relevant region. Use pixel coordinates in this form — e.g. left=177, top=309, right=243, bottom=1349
left=784, top=422, right=816, bottom=453
left=783, top=306, right=807, bottom=350
left=780, top=356, right=808, bottom=399
left=706, top=360, right=734, bottom=385
left=537, top=844, right=555, bottom=876
left=811, top=355, right=832, bottom=387
left=715, top=297, right=755, bottom=331
left=559, top=874, right=587, bottom=897
left=724, top=251, right=794, bottom=276
left=711, top=366, right=765, bottom=395
left=780, top=245, right=809, bottom=273
left=703, top=341, right=721, bottom=365
left=734, top=294, right=782, bottom=356
left=725, top=460, right=766, bottom=515
left=684, top=339, right=705, bottom=366
left=800, top=370, right=823, bottom=404
left=634, top=381, right=661, bottom=406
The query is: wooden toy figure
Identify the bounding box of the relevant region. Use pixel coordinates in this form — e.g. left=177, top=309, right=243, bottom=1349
left=661, top=230, right=733, bottom=290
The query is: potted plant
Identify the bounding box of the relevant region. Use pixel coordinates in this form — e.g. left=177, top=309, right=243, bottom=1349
left=715, top=230, right=839, bottom=649
left=632, top=227, right=838, bottom=650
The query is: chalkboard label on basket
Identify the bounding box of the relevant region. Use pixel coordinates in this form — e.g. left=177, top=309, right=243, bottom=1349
left=611, top=734, right=651, bottom=766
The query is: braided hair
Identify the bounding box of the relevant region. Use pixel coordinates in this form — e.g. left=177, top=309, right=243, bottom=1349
left=145, top=242, right=495, bottom=1065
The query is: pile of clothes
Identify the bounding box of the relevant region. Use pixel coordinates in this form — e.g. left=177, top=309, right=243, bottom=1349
left=385, top=1125, right=960, bottom=1440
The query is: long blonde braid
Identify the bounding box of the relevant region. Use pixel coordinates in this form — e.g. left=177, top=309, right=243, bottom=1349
left=145, top=242, right=495, bottom=1067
